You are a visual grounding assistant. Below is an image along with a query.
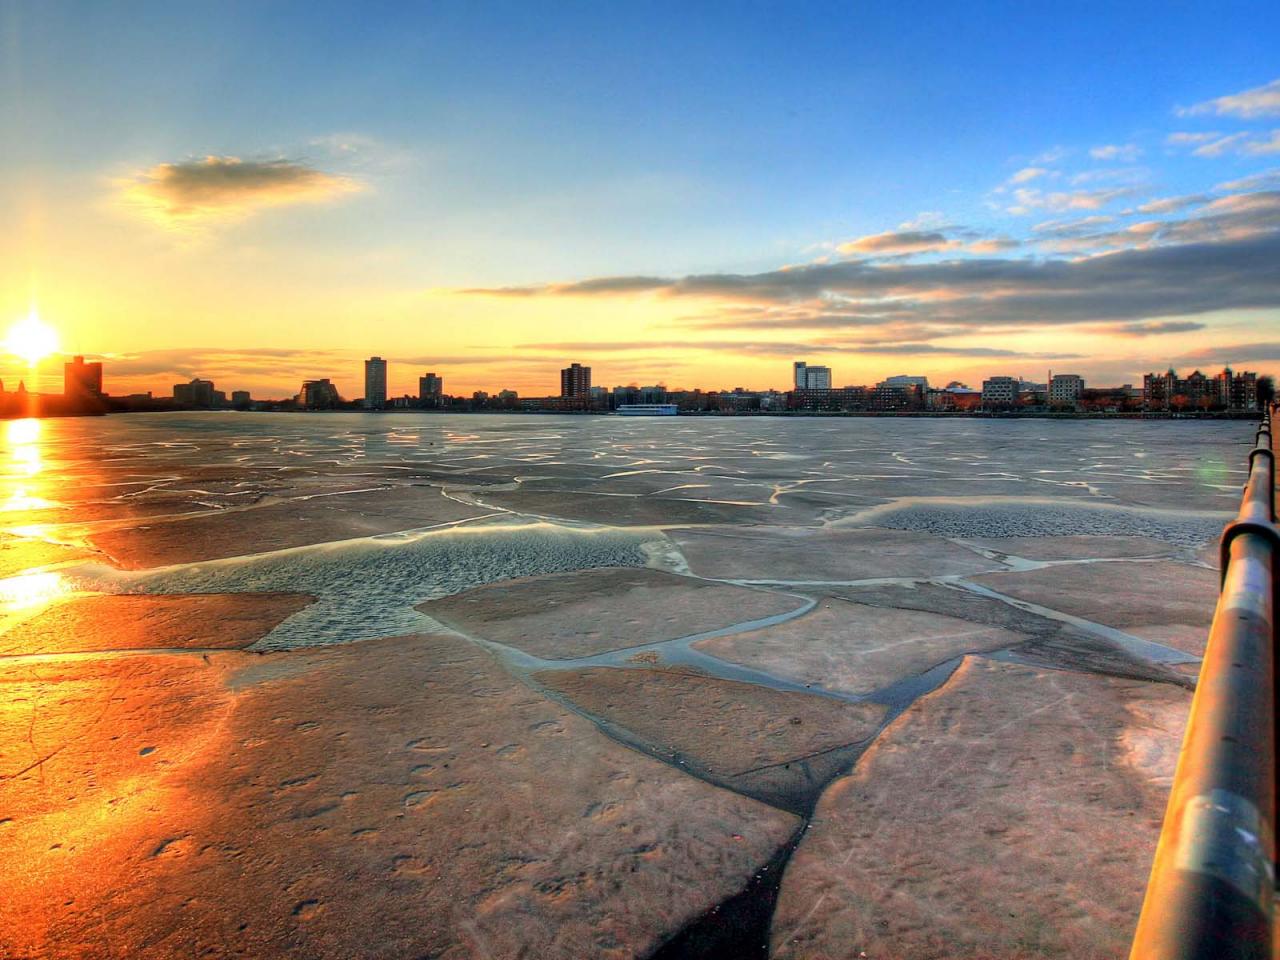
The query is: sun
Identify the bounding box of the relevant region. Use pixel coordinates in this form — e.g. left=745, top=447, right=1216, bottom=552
left=4, top=310, right=60, bottom=366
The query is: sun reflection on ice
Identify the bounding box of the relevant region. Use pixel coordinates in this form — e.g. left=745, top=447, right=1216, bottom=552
left=0, top=418, right=60, bottom=512
left=0, top=570, right=68, bottom=612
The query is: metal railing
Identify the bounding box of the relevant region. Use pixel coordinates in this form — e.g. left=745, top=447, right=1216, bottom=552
left=1131, top=405, right=1279, bottom=959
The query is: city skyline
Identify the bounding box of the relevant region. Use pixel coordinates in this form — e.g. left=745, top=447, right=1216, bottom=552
left=4, top=3, right=1280, bottom=397
left=34, top=345, right=1271, bottom=417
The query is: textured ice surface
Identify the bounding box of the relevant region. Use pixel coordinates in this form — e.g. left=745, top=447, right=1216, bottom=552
left=65, top=519, right=658, bottom=649
left=844, top=497, right=1228, bottom=545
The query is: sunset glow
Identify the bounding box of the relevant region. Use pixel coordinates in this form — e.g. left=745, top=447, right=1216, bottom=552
left=1, top=6, right=1276, bottom=398
left=4, top=311, right=60, bottom=367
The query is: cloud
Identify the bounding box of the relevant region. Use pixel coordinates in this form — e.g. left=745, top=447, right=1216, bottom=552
left=1137, top=194, right=1209, bottom=214
left=1010, top=167, right=1048, bottom=184
left=1008, top=187, right=1135, bottom=215
left=1037, top=190, right=1280, bottom=252
left=1069, top=167, right=1148, bottom=186
left=1033, top=146, right=1069, bottom=164
left=897, top=211, right=951, bottom=230
left=1099, top=321, right=1207, bottom=337
left=1180, top=78, right=1280, bottom=119
left=836, top=230, right=958, bottom=255
left=1031, top=215, right=1116, bottom=237
left=1090, top=144, right=1142, bottom=162
left=850, top=343, right=1082, bottom=358
left=1218, top=169, right=1280, bottom=192
left=465, top=220, right=1280, bottom=333
left=120, top=156, right=361, bottom=226
left=1176, top=341, right=1280, bottom=365
left=966, top=237, right=1020, bottom=253
left=1192, top=133, right=1250, bottom=157
left=1166, top=132, right=1222, bottom=145
left=1179, top=130, right=1280, bottom=158
left=513, top=339, right=1081, bottom=361
left=1243, top=131, right=1280, bottom=156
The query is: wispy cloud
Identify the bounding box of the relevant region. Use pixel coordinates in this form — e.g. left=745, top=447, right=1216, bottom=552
left=836, top=230, right=958, bottom=255
left=1243, top=130, right=1280, bottom=156
left=1098, top=320, right=1207, bottom=337
left=1137, top=194, right=1208, bottom=214
left=1166, top=132, right=1222, bottom=145
left=1176, top=341, right=1280, bottom=365
left=120, top=156, right=362, bottom=227
left=1090, top=144, right=1141, bottom=161
left=966, top=237, right=1020, bottom=253
left=1008, top=187, right=1135, bottom=215
left=1037, top=190, right=1280, bottom=252
left=514, top=339, right=1081, bottom=361
left=1010, top=166, right=1048, bottom=184
left=1031, top=215, right=1116, bottom=237
left=1191, top=133, right=1250, bottom=157
left=1217, top=169, right=1280, bottom=192
left=1179, top=78, right=1280, bottom=119
left=1177, top=130, right=1280, bottom=158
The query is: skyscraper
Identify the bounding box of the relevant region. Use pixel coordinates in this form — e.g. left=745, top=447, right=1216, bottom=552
left=560, top=362, right=591, bottom=398
left=419, top=372, right=443, bottom=403
left=64, top=356, right=104, bottom=398
left=364, top=357, right=388, bottom=409
left=793, top=361, right=832, bottom=389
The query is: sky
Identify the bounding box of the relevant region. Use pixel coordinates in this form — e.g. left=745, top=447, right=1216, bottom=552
left=2, top=0, right=1279, bottom=399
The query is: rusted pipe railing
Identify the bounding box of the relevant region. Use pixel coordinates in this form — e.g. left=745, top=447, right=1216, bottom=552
left=1131, top=405, right=1278, bottom=959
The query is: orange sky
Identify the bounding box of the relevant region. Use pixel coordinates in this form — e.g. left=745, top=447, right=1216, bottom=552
left=4, top=7, right=1278, bottom=401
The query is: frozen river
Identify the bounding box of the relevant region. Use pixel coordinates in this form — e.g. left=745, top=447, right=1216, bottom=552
left=0, top=412, right=1254, bottom=959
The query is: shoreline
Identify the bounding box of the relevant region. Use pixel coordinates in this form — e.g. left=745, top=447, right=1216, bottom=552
left=13, top=407, right=1265, bottom=421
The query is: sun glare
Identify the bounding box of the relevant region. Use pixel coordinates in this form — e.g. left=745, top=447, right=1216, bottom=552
left=0, top=571, right=67, bottom=612
left=4, top=310, right=60, bottom=366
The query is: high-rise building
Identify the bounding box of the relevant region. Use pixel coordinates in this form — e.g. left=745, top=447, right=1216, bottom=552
left=231, top=390, right=251, bottom=408
left=418, top=372, right=443, bottom=402
left=64, top=356, right=103, bottom=398
left=364, top=357, right=388, bottom=409
left=560, top=362, right=591, bottom=398
left=792, top=361, right=832, bottom=390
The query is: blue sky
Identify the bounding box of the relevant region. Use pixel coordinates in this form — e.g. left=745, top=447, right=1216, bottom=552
left=2, top=1, right=1279, bottom=395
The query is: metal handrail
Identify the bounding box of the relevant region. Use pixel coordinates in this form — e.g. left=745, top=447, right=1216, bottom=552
left=1131, top=405, right=1278, bottom=959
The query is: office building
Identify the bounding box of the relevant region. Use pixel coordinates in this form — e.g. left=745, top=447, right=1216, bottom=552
left=1049, top=374, right=1085, bottom=408
left=419, top=372, right=443, bottom=402
left=64, top=356, right=104, bottom=398
left=231, top=390, right=251, bottom=408
left=299, top=379, right=341, bottom=409
left=560, top=362, right=591, bottom=398
left=364, top=357, right=388, bottom=409
left=981, top=376, right=1020, bottom=409
left=793, top=361, right=832, bottom=390
left=880, top=375, right=929, bottom=391
left=174, top=378, right=218, bottom=408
